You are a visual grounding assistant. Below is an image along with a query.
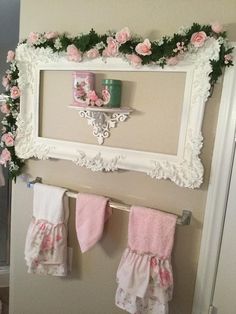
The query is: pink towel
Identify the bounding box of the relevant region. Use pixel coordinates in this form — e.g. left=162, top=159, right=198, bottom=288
left=116, top=206, right=177, bottom=314
left=76, top=193, right=112, bottom=253
left=128, top=206, right=177, bottom=258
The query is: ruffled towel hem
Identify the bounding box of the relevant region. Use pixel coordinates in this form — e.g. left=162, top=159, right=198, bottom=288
left=115, top=248, right=173, bottom=313
left=25, top=218, right=68, bottom=276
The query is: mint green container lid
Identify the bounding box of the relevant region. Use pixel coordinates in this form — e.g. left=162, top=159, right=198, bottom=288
left=102, top=79, right=121, bottom=85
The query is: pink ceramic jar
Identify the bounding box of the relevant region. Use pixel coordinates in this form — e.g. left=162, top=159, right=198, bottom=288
left=73, top=71, right=95, bottom=106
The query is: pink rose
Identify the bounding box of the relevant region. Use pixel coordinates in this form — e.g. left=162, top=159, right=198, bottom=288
left=1, top=133, right=14, bottom=147
left=102, top=48, right=109, bottom=57
left=135, top=39, right=152, bottom=56
left=160, top=269, right=172, bottom=287
left=87, top=90, right=99, bottom=102
left=10, top=86, right=21, bottom=99
left=0, top=103, right=10, bottom=114
left=211, top=22, right=223, bottom=34
left=6, top=50, right=15, bottom=63
left=126, top=54, right=142, bottom=67
left=2, top=76, right=10, bottom=90
left=105, top=37, right=119, bottom=57
left=95, top=98, right=104, bottom=107
left=190, top=31, right=207, bottom=48
left=67, top=44, right=82, bottom=62
left=75, top=86, right=86, bottom=98
left=44, top=31, right=58, bottom=39
left=86, top=48, right=100, bottom=59
left=167, top=56, right=179, bottom=66
left=115, top=27, right=131, bottom=44
left=0, top=148, right=11, bottom=165
left=102, top=89, right=110, bottom=104
left=86, top=90, right=104, bottom=106
left=41, top=235, right=53, bottom=251
left=28, top=32, right=40, bottom=45
left=224, top=54, right=233, bottom=64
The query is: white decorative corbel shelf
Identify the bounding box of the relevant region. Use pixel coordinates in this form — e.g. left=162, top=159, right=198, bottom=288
left=68, top=105, right=133, bottom=144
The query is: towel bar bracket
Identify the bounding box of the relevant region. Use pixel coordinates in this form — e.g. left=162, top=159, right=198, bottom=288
left=177, top=210, right=192, bottom=226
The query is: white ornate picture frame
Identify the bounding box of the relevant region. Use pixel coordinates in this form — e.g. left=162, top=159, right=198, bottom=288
left=14, top=38, right=221, bottom=188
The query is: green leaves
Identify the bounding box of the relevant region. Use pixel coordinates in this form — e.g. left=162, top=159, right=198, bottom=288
left=0, top=23, right=234, bottom=180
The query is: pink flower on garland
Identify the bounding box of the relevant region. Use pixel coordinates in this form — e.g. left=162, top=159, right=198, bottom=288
left=44, top=31, right=58, bottom=39
left=126, top=54, right=142, bottom=67
left=28, top=32, right=40, bottom=45
left=115, top=27, right=131, bottom=44
left=0, top=103, right=10, bottom=114
left=1, top=133, right=14, bottom=147
left=103, top=37, right=119, bottom=57
left=190, top=31, right=207, bottom=48
left=10, top=86, right=21, bottom=99
left=2, top=76, right=10, bottom=91
left=67, top=44, right=82, bottom=62
left=211, top=22, right=223, bottom=34
left=167, top=56, right=179, bottom=66
left=0, top=148, right=11, bottom=165
left=86, top=48, right=100, bottom=59
left=224, top=54, right=233, bottom=64
left=135, top=39, right=152, bottom=56
left=6, top=50, right=15, bottom=63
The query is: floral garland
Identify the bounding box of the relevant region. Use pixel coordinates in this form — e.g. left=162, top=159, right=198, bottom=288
left=0, top=22, right=234, bottom=180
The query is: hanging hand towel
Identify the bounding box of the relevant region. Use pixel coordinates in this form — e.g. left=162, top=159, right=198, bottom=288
left=115, top=206, right=177, bottom=314
left=76, top=193, right=112, bottom=253
left=24, top=183, right=69, bottom=276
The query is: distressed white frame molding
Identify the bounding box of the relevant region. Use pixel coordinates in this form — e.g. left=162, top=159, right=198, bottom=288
left=192, top=44, right=236, bottom=314
left=15, top=38, right=221, bottom=188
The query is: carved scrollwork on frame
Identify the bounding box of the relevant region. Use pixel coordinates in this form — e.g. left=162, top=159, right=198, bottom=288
left=14, top=36, right=224, bottom=188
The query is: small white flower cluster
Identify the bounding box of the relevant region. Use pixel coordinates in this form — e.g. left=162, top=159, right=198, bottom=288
left=157, top=39, right=164, bottom=46
left=1, top=117, right=10, bottom=126
left=173, top=42, right=187, bottom=54
left=9, top=161, right=19, bottom=172
left=54, top=38, right=62, bottom=50
left=95, top=41, right=106, bottom=50
left=177, top=25, right=190, bottom=36
left=11, top=110, right=19, bottom=119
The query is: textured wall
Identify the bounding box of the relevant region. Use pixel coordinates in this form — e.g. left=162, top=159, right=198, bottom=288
left=9, top=1, right=236, bottom=314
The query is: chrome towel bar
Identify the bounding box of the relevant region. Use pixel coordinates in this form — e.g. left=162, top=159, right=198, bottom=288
left=27, top=176, right=192, bottom=226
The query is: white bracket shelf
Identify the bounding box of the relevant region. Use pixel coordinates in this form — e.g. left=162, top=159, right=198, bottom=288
left=69, top=105, right=133, bottom=144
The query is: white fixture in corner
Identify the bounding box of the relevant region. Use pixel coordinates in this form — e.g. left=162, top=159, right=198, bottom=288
left=69, top=105, right=133, bottom=144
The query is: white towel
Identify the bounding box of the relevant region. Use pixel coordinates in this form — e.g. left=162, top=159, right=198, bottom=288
left=24, top=183, right=69, bottom=276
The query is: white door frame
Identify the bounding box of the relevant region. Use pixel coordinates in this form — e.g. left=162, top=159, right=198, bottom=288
left=192, top=45, right=236, bottom=314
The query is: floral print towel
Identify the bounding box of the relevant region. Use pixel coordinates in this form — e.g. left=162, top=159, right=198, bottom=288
left=24, top=183, right=69, bottom=276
